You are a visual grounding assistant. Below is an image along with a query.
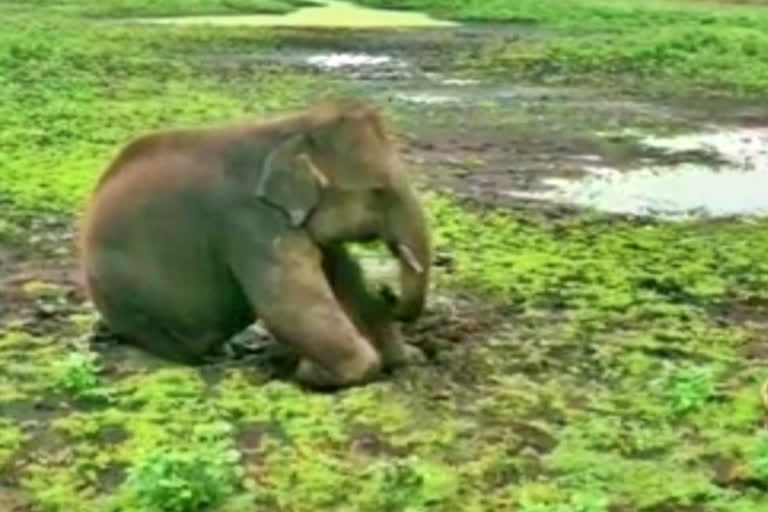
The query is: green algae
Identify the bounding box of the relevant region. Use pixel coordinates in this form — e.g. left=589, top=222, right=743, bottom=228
left=131, top=0, right=457, bottom=28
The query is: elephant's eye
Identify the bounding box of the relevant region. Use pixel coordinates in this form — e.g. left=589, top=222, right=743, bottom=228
left=305, top=134, right=318, bottom=148
left=371, top=187, right=389, bottom=201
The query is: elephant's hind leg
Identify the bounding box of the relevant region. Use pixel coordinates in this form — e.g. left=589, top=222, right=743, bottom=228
left=106, top=309, right=220, bottom=365
left=88, top=276, right=219, bottom=365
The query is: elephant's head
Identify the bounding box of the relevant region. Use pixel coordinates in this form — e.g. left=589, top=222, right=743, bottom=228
left=255, top=101, right=431, bottom=322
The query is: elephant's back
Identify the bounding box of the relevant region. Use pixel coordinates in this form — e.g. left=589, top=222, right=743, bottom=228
left=79, top=149, right=244, bottom=325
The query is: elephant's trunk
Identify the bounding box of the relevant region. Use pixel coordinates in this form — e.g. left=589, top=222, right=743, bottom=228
left=386, top=187, right=431, bottom=322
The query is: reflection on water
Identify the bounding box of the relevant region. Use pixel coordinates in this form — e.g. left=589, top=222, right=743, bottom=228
left=505, top=128, right=768, bottom=220
left=130, top=0, right=457, bottom=28
left=394, top=93, right=460, bottom=104
left=305, top=53, right=400, bottom=68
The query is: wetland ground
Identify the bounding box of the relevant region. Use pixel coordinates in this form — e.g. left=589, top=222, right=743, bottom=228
left=2, top=0, right=768, bottom=511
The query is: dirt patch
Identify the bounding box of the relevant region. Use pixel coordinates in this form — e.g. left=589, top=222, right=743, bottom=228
left=93, top=463, right=127, bottom=494
left=350, top=429, right=401, bottom=456
left=0, top=486, right=32, bottom=512
left=403, top=292, right=509, bottom=355
left=0, top=210, right=83, bottom=334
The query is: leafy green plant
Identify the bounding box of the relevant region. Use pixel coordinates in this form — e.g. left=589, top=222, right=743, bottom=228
left=519, top=493, right=610, bottom=512
left=750, top=436, right=768, bottom=482
left=666, top=366, right=716, bottom=416
left=516, top=484, right=611, bottom=512
left=0, top=419, right=25, bottom=467
left=124, top=423, right=245, bottom=512
left=359, top=456, right=459, bottom=511
left=55, top=352, right=101, bottom=394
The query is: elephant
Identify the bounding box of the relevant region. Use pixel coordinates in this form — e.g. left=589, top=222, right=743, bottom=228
left=77, top=100, right=432, bottom=389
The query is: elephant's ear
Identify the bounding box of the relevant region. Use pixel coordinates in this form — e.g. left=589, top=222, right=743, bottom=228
left=255, top=133, right=329, bottom=227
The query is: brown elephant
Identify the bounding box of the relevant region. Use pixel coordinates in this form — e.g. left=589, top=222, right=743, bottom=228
left=77, top=100, right=431, bottom=389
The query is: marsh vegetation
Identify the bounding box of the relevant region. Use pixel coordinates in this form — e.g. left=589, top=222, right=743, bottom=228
left=2, top=0, right=768, bottom=510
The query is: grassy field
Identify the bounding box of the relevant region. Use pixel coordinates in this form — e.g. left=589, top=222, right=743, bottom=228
left=1, top=1, right=768, bottom=511
left=359, top=0, right=768, bottom=95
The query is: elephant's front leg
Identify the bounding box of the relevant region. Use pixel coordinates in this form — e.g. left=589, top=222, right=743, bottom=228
left=229, top=231, right=382, bottom=389
left=321, top=244, right=422, bottom=371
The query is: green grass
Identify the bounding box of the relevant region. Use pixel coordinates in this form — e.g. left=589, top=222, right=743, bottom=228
left=2, top=1, right=768, bottom=511
left=5, top=0, right=318, bottom=17
left=358, top=0, right=768, bottom=95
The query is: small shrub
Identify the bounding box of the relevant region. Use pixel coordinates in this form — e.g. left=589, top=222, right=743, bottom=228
left=125, top=442, right=244, bottom=512
left=667, top=366, right=716, bottom=416
left=55, top=352, right=101, bottom=394
left=123, top=421, right=246, bottom=512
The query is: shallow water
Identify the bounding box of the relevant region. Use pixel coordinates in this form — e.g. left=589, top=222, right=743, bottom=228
left=131, top=0, right=457, bottom=28
left=505, top=127, right=768, bottom=220
left=305, top=53, right=400, bottom=68
left=186, top=32, right=767, bottom=221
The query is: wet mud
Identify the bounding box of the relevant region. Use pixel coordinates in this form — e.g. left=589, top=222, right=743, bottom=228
left=183, top=23, right=768, bottom=219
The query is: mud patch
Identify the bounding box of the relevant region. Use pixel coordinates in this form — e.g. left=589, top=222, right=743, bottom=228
left=0, top=486, right=31, bottom=511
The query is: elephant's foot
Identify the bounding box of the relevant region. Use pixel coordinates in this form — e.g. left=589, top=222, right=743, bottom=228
left=380, top=341, right=427, bottom=371
left=370, top=324, right=426, bottom=371
left=294, top=344, right=381, bottom=390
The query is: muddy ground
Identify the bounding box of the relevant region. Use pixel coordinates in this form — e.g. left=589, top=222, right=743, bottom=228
left=5, top=24, right=767, bottom=308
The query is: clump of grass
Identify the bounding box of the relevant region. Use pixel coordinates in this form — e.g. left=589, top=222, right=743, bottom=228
left=54, top=352, right=101, bottom=395
left=666, top=366, right=717, bottom=416
left=0, top=419, right=25, bottom=467
left=519, top=492, right=610, bottom=512
left=750, top=437, right=768, bottom=482
left=124, top=422, right=246, bottom=512
left=359, top=456, right=459, bottom=511
left=0, top=218, right=22, bottom=242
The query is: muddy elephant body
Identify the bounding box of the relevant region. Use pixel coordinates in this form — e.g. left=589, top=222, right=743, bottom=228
left=78, top=101, right=431, bottom=388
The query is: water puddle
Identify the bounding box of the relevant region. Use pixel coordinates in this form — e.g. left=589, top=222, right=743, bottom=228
left=131, top=0, right=457, bottom=28
left=388, top=83, right=602, bottom=107
left=394, top=92, right=460, bottom=105
left=505, top=127, right=768, bottom=220
left=305, top=53, right=400, bottom=69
